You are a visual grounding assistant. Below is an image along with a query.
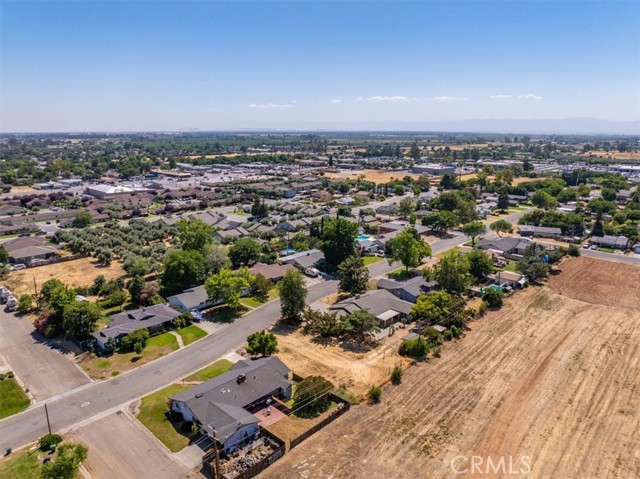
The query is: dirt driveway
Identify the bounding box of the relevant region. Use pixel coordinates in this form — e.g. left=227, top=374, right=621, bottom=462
left=0, top=310, right=90, bottom=401
left=70, top=412, right=193, bottom=479
left=262, top=260, right=640, bottom=479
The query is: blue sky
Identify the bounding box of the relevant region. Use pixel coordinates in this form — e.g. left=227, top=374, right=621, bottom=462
left=1, top=0, right=639, bottom=132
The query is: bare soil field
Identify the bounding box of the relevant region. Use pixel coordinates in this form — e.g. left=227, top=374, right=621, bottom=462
left=262, top=260, right=640, bottom=479
left=585, top=150, right=640, bottom=160
left=547, top=256, right=640, bottom=309
left=4, top=257, right=125, bottom=297
left=273, top=324, right=411, bottom=399
left=325, top=169, right=421, bottom=184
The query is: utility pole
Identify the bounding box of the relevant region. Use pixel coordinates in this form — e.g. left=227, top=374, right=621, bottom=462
left=44, top=403, right=52, bottom=436
left=33, top=276, right=38, bottom=298
left=213, top=438, right=221, bottom=479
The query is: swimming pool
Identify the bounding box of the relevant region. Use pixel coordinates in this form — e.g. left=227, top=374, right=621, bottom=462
left=356, top=235, right=370, bottom=241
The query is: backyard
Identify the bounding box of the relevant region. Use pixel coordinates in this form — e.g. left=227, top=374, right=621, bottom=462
left=135, top=359, right=233, bottom=452
left=0, top=375, right=30, bottom=419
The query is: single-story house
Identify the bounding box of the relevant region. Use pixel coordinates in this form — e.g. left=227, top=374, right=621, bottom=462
left=214, top=227, right=250, bottom=241
left=249, top=262, right=295, bottom=282
left=590, top=235, right=629, bottom=250
left=486, top=271, right=527, bottom=289
left=281, top=249, right=325, bottom=270
left=329, top=289, right=413, bottom=328
left=475, top=237, right=532, bottom=256
left=376, top=204, right=397, bottom=216
left=168, top=285, right=215, bottom=313
left=517, top=225, right=562, bottom=238
left=170, top=357, right=292, bottom=454
left=376, top=276, right=438, bottom=303
left=3, top=236, right=59, bottom=264
left=92, top=304, right=181, bottom=351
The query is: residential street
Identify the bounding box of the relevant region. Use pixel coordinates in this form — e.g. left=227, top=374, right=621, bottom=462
left=0, top=230, right=469, bottom=452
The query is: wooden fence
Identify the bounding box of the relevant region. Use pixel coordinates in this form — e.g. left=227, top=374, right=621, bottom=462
left=289, top=394, right=350, bottom=450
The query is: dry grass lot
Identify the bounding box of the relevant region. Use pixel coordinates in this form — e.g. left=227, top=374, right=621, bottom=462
left=584, top=150, right=640, bottom=160
left=263, top=258, right=640, bottom=479
left=325, top=169, right=421, bottom=184
left=5, top=257, right=125, bottom=298
left=274, top=325, right=411, bottom=400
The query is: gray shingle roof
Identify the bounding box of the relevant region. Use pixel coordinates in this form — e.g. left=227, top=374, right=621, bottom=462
left=329, top=289, right=413, bottom=317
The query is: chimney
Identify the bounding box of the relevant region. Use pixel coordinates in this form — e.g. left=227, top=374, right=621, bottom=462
left=236, top=374, right=246, bottom=384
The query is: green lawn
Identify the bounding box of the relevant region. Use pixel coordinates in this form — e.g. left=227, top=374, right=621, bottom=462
left=176, top=325, right=207, bottom=346
left=0, top=377, right=31, bottom=419
left=183, top=359, right=233, bottom=382
left=497, top=260, right=519, bottom=273
left=137, top=359, right=234, bottom=452
left=362, top=255, right=383, bottom=266
left=598, top=247, right=615, bottom=253
left=239, top=288, right=279, bottom=308
left=136, top=384, right=191, bottom=452
left=79, top=332, right=180, bottom=379
left=0, top=449, right=41, bottom=479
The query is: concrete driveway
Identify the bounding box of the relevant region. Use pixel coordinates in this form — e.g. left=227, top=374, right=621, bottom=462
left=0, top=310, right=91, bottom=401
left=69, top=412, right=193, bottom=479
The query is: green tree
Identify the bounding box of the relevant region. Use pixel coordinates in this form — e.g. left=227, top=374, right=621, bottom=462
left=531, top=190, right=558, bottom=210
left=72, top=211, right=92, bottom=228
left=466, top=250, right=494, bottom=280
left=490, top=219, right=513, bottom=237
left=497, top=189, right=510, bottom=211
left=161, top=249, right=207, bottom=293
left=250, top=195, right=269, bottom=219
left=440, top=173, right=458, bottom=190
left=205, top=268, right=253, bottom=310
left=277, top=269, right=308, bottom=324
left=423, top=211, right=456, bottom=234
left=342, top=310, right=380, bottom=344
left=391, top=365, right=403, bottom=385
left=246, top=330, right=278, bottom=356
left=483, top=288, right=504, bottom=308
left=410, top=142, right=420, bottom=159
left=0, top=245, right=8, bottom=263
left=397, top=197, right=415, bottom=219
left=517, top=243, right=550, bottom=282
left=251, top=273, right=272, bottom=301
left=433, top=251, right=472, bottom=294
left=462, top=220, right=486, bottom=245
left=205, top=243, right=231, bottom=274
left=386, top=229, right=431, bottom=271
left=302, top=308, right=343, bottom=338
left=229, top=238, right=261, bottom=268
left=119, top=329, right=149, bottom=353
left=293, top=376, right=335, bottom=417
left=122, top=256, right=152, bottom=277
left=62, top=301, right=103, bottom=340
left=337, top=255, right=369, bottom=297
left=176, top=218, right=213, bottom=251
left=127, top=275, right=146, bottom=304
left=17, top=294, right=33, bottom=314
left=410, top=290, right=461, bottom=324
left=320, top=218, right=358, bottom=273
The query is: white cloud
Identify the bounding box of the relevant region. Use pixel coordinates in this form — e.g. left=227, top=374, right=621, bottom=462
left=366, top=95, right=409, bottom=102
left=290, top=100, right=298, bottom=104
left=354, top=96, right=364, bottom=102
left=490, top=94, right=512, bottom=99
left=518, top=93, right=542, bottom=100
left=247, top=103, right=293, bottom=109
left=329, top=99, right=342, bottom=104
left=432, top=96, right=467, bottom=102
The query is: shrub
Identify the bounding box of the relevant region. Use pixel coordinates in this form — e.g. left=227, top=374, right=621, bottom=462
left=483, top=289, right=504, bottom=309
left=567, top=244, right=581, bottom=257
left=368, top=385, right=382, bottom=403
left=391, top=366, right=402, bottom=385
left=6, top=371, right=14, bottom=379
left=0, top=373, right=4, bottom=381
left=293, top=376, right=335, bottom=418
left=478, top=301, right=488, bottom=316
left=450, top=325, right=462, bottom=339
left=119, top=328, right=150, bottom=353
left=399, top=336, right=429, bottom=358
left=443, top=329, right=454, bottom=341
left=432, top=346, right=442, bottom=358
left=39, top=433, right=63, bottom=451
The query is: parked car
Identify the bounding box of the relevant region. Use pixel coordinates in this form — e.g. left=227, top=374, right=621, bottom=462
left=304, top=267, right=320, bottom=278
left=10, top=264, right=26, bottom=271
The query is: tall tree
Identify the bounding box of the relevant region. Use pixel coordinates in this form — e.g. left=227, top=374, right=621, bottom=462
left=386, top=228, right=431, bottom=271
left=433, top=251, right=472, bottom=294
left=497, top=189, right=510, bottom=211
left=397, top=197, right=415, bottom=219
left=320, top=218, right=358, bottom=273
left=466, top=250, right=494, bottom=280
left=277, top=269, right=308, bottom=324
left=205, top=268, right=253, bottom=310
left=229, top=238, right=261, bottom=268
left=246, top=330, right=278, bottom=356
left=62, top=301, right=103, bottom=340
left=162, top=249, right=207, bottom=293
left=517, top=243, right=550, bottom=282
left=490, top=219, right=513, bottom=237
left=176, top=218, right=213, bottom=251
left=338, top=255, right=369, bottom=297
left=343, top=310, right=381, bottom=344
left=462, top=220, right=486, bottom=245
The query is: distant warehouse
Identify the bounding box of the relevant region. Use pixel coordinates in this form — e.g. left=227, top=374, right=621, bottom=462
left=411, top=164, right=455, bottom=176
left=85, top=184, right=155, bottom=199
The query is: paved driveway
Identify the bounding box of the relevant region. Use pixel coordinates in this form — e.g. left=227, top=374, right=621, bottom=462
left=0, top=310, right=91, bottom=401
left=69, top=412, right=193, bottom=479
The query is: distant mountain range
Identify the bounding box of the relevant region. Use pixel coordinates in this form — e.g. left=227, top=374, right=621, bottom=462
left=219, top=118, right=640, bottom=136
